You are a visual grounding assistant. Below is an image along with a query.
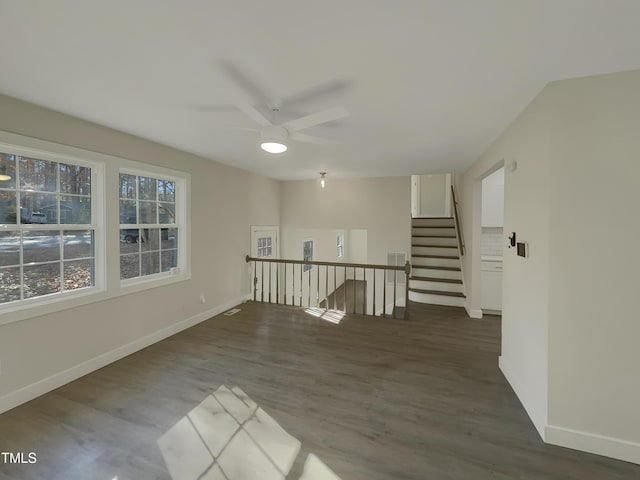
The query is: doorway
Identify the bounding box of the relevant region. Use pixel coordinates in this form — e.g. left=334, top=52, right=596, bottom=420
left=411, top=174, right=452, bottom=218
left=477, top=166, right=504, bottom=315
left=250, top=225, right=279, bottom=302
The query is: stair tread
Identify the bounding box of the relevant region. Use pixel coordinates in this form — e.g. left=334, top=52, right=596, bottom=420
left=411, top=244, right=458, bottom=248
left=409, top=288, right=466, bottom=298
left=412, top=254, right=459, bottom=259
left=413, top=266, right=461, bottom=271
left=412, top=217, right=453, bottom=220
left=412, top=235, right=457, bottom=238
left=410, top=276, right=463, bottom=284
left=412, top=226, right=455, bottom=229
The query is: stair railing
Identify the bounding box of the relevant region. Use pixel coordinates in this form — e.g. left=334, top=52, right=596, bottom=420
left=245, top=255, right=411, bottom=319
left=451, top=185, right=465, bottom=256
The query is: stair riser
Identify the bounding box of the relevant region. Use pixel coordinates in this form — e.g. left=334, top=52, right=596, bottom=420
left=409, top=291, right=466, bottom=307
left=411, top=268, right=462, bottom=280
left=411, top=236, right=457, bottom=247
left=411, top=257, right=459, bottom=268
left=409, top=279, right=464, bottom=293
left=412, top=246, right=459, bottom=256
left=412, top=218, right=454, bottom=228
left=411, top=227, right=455, bottom=236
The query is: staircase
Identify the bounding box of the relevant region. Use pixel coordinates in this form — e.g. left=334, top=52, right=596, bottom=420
left=409, top=217, right=466, bottom=307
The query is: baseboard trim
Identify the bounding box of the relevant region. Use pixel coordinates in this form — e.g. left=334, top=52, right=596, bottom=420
left=498, top=355, right=546, bottom=440
left=546, top=425, right=640, bottom=465
left=0, top=297, right=243, bottom=415
left=465, top=304, right=483, bottom=319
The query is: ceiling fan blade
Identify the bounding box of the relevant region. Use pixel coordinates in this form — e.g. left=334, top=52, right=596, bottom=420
left=228, top=94, right=272, bottom=127
left=282, top=79, right=351, bottom=106
left=290, top=132, right=339, bottom=147
left=219, top=60, right=273, bottom=127
left=280, top=106, right=348, bottom=132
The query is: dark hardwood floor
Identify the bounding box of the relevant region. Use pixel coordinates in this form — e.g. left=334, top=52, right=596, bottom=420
left=1, top=301, right=639, bottom=479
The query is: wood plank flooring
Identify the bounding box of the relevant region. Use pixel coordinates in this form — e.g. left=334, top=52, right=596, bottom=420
left=1, top=301, right=639, bottom=479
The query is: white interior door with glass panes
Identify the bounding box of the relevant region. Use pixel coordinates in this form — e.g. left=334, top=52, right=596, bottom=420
left=250, top=226, right=278, bottom=303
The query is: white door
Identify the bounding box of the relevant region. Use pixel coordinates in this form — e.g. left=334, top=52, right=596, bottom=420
left=411, top=173, right=452, bottom=217
left=250, top=226, right=279, bottom=302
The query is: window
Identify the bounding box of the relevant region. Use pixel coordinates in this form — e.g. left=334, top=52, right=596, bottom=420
left=0, top=151, right=96, bottom=306
left=257, top=237, right=272, bottom=258
left=337, top=234, right=344, bottom=258
left=119, top=172, right=180, bottom=282
left=303, top=240, right=314, bottom=272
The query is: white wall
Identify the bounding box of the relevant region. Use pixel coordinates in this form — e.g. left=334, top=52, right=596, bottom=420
left=280, top=177, right=410, bottom=267
left=419, top=174, right=446, bottom=216
left=460, top=87, right=552, bottom=438
left=545, top=71, right=640, bottom=461
left=460, top=69, right=640, bottom=464
left=0, top=94, right=280, bottom=410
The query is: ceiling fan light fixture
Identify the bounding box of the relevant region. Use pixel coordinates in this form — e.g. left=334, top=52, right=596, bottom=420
left=260, top=141, right=288, bottom=154
left=260, top=126, right=288, bottom=154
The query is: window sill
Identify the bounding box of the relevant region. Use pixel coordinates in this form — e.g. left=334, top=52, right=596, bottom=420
left=0, top=271, right=191, bottom=327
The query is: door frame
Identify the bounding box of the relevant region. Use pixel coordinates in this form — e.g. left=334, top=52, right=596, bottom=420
left=250, top=225, right=280, bottom=259
left=411, top=174, right=452, bottom=218
left=250, top=225, right=280, bottom=301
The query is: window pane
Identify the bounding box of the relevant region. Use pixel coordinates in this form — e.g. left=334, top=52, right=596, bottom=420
left=161, top=228, right=177, bottom=250
left=138, top=177, right=157, bottom=201
left=120, top=253, right=140, bottom=279
left=0, top=267, right=21, bottom=303
left=0, top=191, right=17, bottom=224
left=161, top=249, right=177, bottom=272
left=64, top=230, right=93, bottom=260
left=140, top=228, right=160, bottom=252
left=141, top=251, right=160, bottom=276
left=158, top=180, right=175, bottom=202
left=0, top=231, right=21, bottom=267
left=59, top=164, right=91, bottom=195
left=23, top=263, right=61, bottom=299
left=64, top=259, right=93, bottom=291
left=20, top=192, right=58, bottom=224
left=158, top=202, right=175, bottom=224
left=0, top=153, right=17, bottom=189
left=120, top=229, right=140, bottom=252
left=19, top=157, right=58, bottom=192
left=120, top=199, right=137, bottom=224
left=139, top=201, right=157, bottom=224
left=23, top=231, right=60, bottom=264
left=60, top=195, right=91, bottom=224
left=119, top=173, right=137, bottom=199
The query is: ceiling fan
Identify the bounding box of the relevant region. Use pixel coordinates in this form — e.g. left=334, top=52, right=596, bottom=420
left=216, top=62, right=349, bottom=154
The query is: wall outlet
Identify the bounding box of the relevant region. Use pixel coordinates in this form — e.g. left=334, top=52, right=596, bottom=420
left=199, top=293, right=206, bottom=304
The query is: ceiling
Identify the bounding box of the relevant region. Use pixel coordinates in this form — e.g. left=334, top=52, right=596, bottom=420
left=1, top=1, right=640, bottom=181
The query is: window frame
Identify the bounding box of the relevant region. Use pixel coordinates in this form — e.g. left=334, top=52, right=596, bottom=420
left=118, top=167, right=186, bottom=286
left=302, top=239, right=314, bottom=272
left=0, top=130, right=191, bottom=327
left=0, top=136, right=105, bottom=318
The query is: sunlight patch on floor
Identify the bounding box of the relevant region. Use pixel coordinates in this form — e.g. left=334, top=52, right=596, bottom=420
left=304, top=307, right=345, bottom=324
left=158, top=385, right=342, bottom=479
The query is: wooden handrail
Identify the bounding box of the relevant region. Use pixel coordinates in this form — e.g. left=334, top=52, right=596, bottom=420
left=246, top=255, right=410, bottom=274
left=450, top=185, right=465, bottom=256
left=245, top=255, right=411, bottom=319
